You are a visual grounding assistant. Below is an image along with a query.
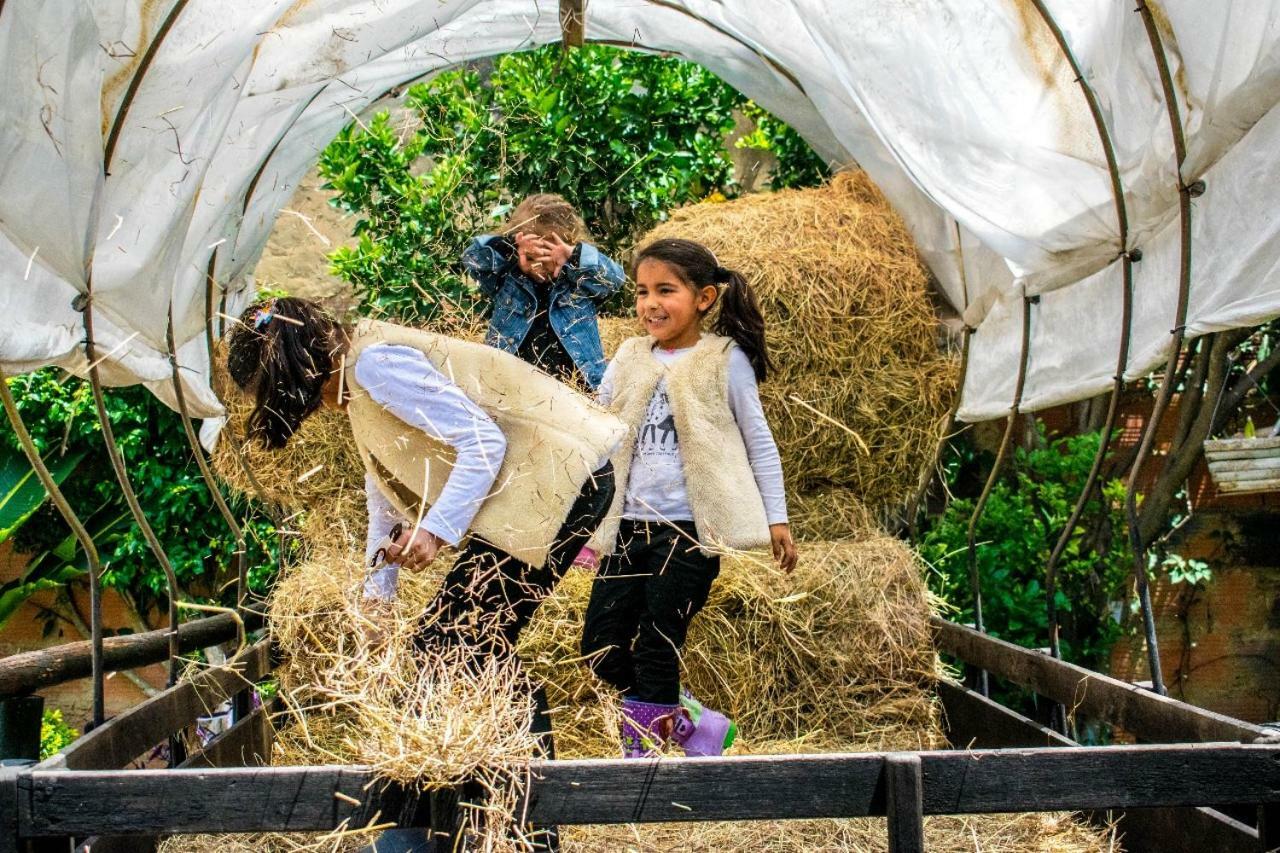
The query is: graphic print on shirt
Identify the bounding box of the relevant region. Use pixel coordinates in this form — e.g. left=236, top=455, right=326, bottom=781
left=638, top=387, right=679, bottom=456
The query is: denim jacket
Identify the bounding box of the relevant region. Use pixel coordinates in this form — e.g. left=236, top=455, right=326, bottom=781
left=462, top=235, right=625, bottom=389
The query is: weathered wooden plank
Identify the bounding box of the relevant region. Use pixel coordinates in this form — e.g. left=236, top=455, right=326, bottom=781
left=1203, top=436, right=1280, bottom=454
left=885, top=754, right=923, bottom=853
left=1208, top=465, right=1280, bottom=482
left=0, top=613, right=255, bottom=701
left=45, top=639, right=271, bottom=771
left=1216, top=477, right=1280, bottom=494
left=525, top=752, right=887, bottom=825
left=0, top=768, right=18, bottom=853
left=177, top=704, right=271, bottom=770
left=17, top=745, right=1280, bottom=836
left=19, top=766, right=397, bottom=836
left=1098, top=806, right=1261, bottom=853
left=919, top=743, right=1280, bottom=815
left=1206, top=456, right=1280, bottom=474
left=937, top=680, right=1073, bottom=749
left=932, top=618, right=1267, bottom=743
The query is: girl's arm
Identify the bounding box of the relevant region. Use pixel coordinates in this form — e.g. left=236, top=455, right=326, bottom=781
left=726, top=350, right=787, bottom=525
left=462, top=235, right=518, bottom=298
left=726, top=349, right=797, bottom=572
left=559, top=241, right=626, bottom=301
left=354, top=344, right=507, bottom=549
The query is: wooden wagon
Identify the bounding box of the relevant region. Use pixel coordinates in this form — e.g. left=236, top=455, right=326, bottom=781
left=1, top=609, right=1276, bottom=853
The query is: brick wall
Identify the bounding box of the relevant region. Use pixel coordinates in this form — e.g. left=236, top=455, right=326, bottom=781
left=0, top=542, right=167, bottom=732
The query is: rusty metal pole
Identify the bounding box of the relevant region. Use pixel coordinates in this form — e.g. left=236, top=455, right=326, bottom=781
left=166, top=308, right=245, bottom=607
left=1026, top=0, right=1137, bottom=730
left=1123, top=2, right=1199, bottom=697
left=80, top=298, right=184, bottom=691
left=965, top=295, right=1033, bottom=697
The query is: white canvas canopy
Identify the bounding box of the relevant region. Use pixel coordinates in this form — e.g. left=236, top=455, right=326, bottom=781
left=1, top=0, right=1278, bottom=424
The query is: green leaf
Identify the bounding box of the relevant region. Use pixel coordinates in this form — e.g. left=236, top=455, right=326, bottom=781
left=0, top=578, right=67, bottom=629
left=0, top=449, right=85, bottom=543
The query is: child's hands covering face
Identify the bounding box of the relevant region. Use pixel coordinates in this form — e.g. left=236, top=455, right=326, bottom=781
left=541, top=234, right=574, bottom=280
left=515, top=231, right=551, bottom=282
left=515, top=231, right=574, bottom=282
left=770, top=523, right=798, bottom=574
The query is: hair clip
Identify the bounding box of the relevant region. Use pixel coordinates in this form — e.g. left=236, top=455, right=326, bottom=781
left=253, top=299, right=276, bottom=330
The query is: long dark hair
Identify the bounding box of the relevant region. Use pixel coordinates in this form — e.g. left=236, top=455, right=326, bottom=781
left=225, top=297, right=346, bottom=448
left=633, top=238, right=772, bottom=381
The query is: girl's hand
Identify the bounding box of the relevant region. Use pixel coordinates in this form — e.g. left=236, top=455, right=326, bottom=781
left=515, top=231, right=550, bottom=282
left=388, top=527, right=444, bottom=573
left=543, top=234, right=574, bottom=280
left=770, top=523, right=798, bottom=574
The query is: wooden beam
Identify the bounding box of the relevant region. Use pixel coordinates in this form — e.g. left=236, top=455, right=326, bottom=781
left=16, top=744, right=1280, bottom=837
left=884, top=754, right=923, bottom=853
left=558, top=0, right=585, bottom=47
left=937, top=679, right=1074, bottom=749
left=0, top=612, right=257, bottom=700
left=43, top=639, right=271, bottom=771
left=932, top=617, right=1267, bottom=743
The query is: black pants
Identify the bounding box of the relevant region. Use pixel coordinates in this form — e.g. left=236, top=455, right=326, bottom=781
left=580, top=519, right=720, bottom=705
left=415, top=462, right=614, bottom=659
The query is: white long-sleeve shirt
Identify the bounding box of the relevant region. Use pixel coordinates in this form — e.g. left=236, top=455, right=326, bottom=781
left=597, top=343, right=788, bottom=526
left=355, top=343, right=507, bottom=599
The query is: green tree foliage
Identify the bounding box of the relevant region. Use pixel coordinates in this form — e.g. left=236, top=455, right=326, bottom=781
left=1, top=370, right=276, bottom=629
left=320, top=45, right=828, bottom=324
left=735, top=100, right=831, bottom=190
left=918, top=429, right=1135, bottom=673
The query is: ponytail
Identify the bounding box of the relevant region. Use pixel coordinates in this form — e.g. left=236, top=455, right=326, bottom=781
left=711, top=269, right=771, bottom=382
left=225, top=297, right=346, bottom=448
left=633, top=238, right=772, bottom=381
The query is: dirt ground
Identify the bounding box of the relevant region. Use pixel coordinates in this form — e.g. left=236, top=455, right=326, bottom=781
left=251, top=168, right=357, bottom=309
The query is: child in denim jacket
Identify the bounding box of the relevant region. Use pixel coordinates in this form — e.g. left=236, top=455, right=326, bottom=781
left=463, top=194, right=624, bottom=390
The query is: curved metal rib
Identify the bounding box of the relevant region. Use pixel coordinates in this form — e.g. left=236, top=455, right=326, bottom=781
left=81, top=297, right=183, bottom=690
left=166, top=308, right=246, bottom=608
left=1024, top=1, right=1135, bottom=684
left=0, top=373, right=105, bottom=726
left=965, top=296, right=1033, bottom=697
left=1124, top=3, right=1196, bottom=697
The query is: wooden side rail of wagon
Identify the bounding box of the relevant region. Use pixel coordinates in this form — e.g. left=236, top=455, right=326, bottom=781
left=933, top=617, right=1279, bottom=852
left=5, top=620, right=1278, bottom=852
left=3, top=743, right=1279, bottom=853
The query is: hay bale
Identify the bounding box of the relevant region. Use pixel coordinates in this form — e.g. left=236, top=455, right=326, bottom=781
left=634, top=172, right=959, bottom=522
left=787, top=487, right=880, bottom=541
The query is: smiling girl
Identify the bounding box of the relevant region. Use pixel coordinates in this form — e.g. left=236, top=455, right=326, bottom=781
left=579, top=238, right=797, bottom=758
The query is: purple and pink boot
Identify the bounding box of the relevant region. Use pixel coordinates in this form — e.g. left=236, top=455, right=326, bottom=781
left=619, top=698, right=677, bottom=758
left=619, top=693, right=737, bottom=758
left=675, top=689, right=737, bottom=757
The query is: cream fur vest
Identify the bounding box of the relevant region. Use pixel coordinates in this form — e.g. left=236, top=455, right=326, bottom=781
left=344, top=320, right=626, bottom=567
left=589, top=334, right=771, bottom=555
